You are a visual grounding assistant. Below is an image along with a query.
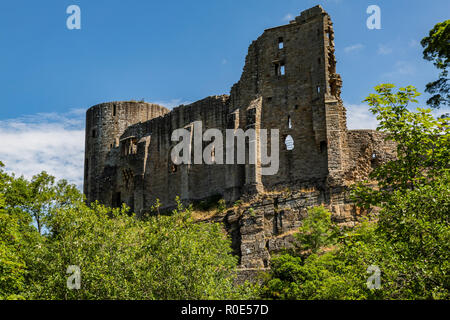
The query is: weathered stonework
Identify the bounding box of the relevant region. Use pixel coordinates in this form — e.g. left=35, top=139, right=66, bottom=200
left=84, top=6, right=396, bottom=273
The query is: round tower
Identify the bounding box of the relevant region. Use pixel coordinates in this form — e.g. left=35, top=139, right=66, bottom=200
left=84, top=101, right=169, bottom=203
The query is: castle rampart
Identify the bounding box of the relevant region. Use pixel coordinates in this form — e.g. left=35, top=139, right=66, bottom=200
left=84, top=6, right=396, bottom=269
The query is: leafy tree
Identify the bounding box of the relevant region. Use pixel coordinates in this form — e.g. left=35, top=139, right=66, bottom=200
left=354, top=84, right=449, bottom=207
left=263, top=84, right=449, bottom=300
left=0, top=163, right=254, bottom=299
left=294, top=206, right=338, bottom=255
left=0, top=162, right=27, bottom=299
left=26, top=197, right=253, bottom=299
left=421, top=20, right=449, bottom=108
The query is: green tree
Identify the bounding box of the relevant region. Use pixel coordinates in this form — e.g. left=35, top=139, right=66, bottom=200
left=294, top=206, right=338, bottom=255
left=421, top=20, right=449, bottom=108
left=0, top=162, right=26, bottom=299
left=354, top=84, right=449, bottom=207
left=26, top=197, right=253, bottom=299
left=263, top=84, right=449, bottom=300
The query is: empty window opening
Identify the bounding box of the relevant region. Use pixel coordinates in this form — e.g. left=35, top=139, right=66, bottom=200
left=92, top=129, right=96, bottom=138
left=285, top=135, right=294, bottom=150
left=274, top=63, right=286, bottom=76
left=113, top=105, right=117, bottom=117
left=317, top=85, right=321, bottom=93
left=372, top=152, right=377, bottom=159
left=320, top=141, right=327, bottom=153
left=112, top=192, right=121, bottom=208
left=318, top=57, right=321, bottom=65
left=122, top=137, right=138, bottom=156
left=288, top=116, right=292, bottom=129
left=294, top=105, right=299, bottom=110
left=278, top=37, right=284, bottom=49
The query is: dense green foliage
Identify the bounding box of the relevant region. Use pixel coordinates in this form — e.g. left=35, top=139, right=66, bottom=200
left=0, top=162, right=253, bottom=300
left=421, top=20, right=449, bottom=108
left=262, top=85, right=449, bottom=300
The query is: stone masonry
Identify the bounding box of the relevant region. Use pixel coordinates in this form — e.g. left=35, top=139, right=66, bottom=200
left=84, top=6, right=396, bottom=272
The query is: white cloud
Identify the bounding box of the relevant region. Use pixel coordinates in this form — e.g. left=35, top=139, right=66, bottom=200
left=377, top=44, right=393, bottom=55
left=0, top=109, right=85, bottom=190
left=345, top=103, right=379, bottom=130
left=153, top=99, right=192, bottom=110
left=344, top=43, right=364, bottom=53
left=382, top=61, right=415, bottom=78
left=282, top=13, right=293, bottom=22
left=408, top=39, right=420, bottom=48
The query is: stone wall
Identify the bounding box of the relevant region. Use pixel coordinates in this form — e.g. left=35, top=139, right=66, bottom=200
left=83, top=5, right=397, bottom=273
left=84, top=101, right=169, bottom=205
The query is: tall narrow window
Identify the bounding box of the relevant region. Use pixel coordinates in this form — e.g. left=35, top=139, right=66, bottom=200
left=320, top=141, right=327, bottom=153
left=288, top=116, right=292, bottom=129
left=113, top=105, right=117, bottom=117
left=278, top=37, right=284, bottom=49
left=92, top=129, right=96, bottom=138
left=275, top=63, right=286, bottom=76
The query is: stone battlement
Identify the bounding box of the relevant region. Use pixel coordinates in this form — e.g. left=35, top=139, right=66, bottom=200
left=84, top=5, right=395, bottom=234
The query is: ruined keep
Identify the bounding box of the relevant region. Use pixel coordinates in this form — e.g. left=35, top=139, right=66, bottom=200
left=84, top=6, right=396, bottom=272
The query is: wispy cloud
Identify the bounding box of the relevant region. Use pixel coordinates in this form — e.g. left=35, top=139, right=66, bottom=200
left=408, top=39, right=420, bottom=48
left=153, top=99, right=192, bottom=110
left=0, top=109, right=86, bottom=189
left=282, top=13, right=293, bottom=22
left=377, top=44, right=393, bottom=55
left=382, top=61, right=415, bottom=78
left=345, top=103, right=379, bottom=130
left=344, top=43, right=364, bottom=53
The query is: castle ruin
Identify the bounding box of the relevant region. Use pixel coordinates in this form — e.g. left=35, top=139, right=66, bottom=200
left=84, top=6, right=396, bottom=272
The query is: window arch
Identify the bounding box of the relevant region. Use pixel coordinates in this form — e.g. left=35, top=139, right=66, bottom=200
left=285, top=135, right=294, bottom=150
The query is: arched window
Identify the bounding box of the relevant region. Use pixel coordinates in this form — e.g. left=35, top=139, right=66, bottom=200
left=285, top=135, right=294, bottom=150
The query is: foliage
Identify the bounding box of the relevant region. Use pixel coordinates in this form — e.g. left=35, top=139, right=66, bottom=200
left=294, top=206, right=338, bottom=255
left=0, top=162, right=27, bottom=299
left=0, top=163, right=254, bottom=300
left=27, top=197, right=251, bottom=300
left=421, top=20, right=449, bottom=108
left=262, top=84, right=449, bottom=300
left=353, top=84, right=449, bottom=207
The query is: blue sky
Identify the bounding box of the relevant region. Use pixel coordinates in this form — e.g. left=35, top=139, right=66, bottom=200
left=0, top=0, right=448, bottom=188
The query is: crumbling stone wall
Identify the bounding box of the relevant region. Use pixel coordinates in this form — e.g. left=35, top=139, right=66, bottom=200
left=83, top=5, right=397, bottom=273
left=84, top=101, right=169, bottom=205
